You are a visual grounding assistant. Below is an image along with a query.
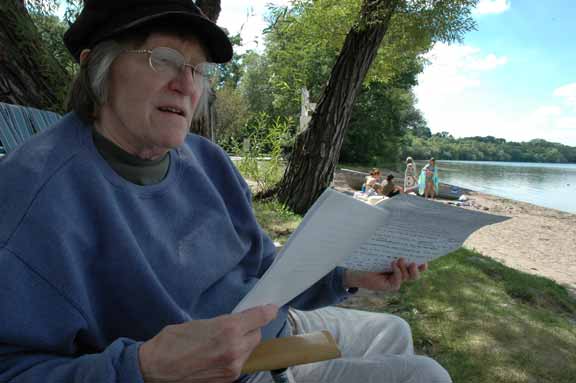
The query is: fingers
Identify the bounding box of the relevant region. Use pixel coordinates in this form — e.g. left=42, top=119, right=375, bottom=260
left=153, top=305, right=277, bottom=382
left=395, top=258, right=427, bottom=282
left=232, top=304, right=279, bottom=335
left=396, top=258, right=410, bottom=281
left=350, top=260, right=429, bottom=293
left=388, top=260, right=403, bottom=291
left=206, top=305, right=277, bottom=379
left=212, top=304, right=278, bottom=338
left=408, top=262, right=419, bottom=280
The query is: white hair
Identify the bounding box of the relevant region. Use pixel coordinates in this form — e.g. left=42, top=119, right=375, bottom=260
left=85, top=40, right=209, bottom=121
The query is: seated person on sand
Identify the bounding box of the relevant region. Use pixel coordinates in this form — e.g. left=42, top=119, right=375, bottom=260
left=381, top=174, right=403, bottom=197
left=364, top=168, right=383, bottom=195
left=404, top=156, right=418, bottom=193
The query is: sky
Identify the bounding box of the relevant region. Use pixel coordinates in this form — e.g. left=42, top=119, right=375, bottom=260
left=216, top=0, right=576, bottom=146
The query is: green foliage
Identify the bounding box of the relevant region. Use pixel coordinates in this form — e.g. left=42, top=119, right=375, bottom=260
left=25, top=1, right=82, bottom=65
left=342, top=67, right=431, bottom=165
left=25, top=0, right=82, bottom=23
left=231, top=0, right=478, bottom=168
left=29, top=12, right=77, bottom=78
left=12, top=0, right=82, bottom=111
left=214, top=84, right=251, bottom=142
left=233, top=113, right=293, bottom=192
left=195, top=1, right=480, bottom=172
left=214, top=33, right=244, bottom=89
left=402, top=133, right=576, bottom=163
left=252, top=198, right=302, bottom=245
left=238, top=51, right=277, bottom=118
left=259, top=0, right=478, bottom=121
left=262, top=0, right=360, bottom=118
left=343, top=83, right=402, bottom=164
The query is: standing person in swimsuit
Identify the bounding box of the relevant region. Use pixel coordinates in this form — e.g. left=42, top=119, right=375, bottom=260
left=419, top=158, right=439, bottom=199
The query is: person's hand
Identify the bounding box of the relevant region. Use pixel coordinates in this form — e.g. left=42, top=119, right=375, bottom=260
left=344, top=258, right=427, bottom=292
left=138, top=304, right=278, bottom=383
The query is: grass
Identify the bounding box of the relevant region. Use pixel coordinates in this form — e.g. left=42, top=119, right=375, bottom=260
left=252, top=199, right=301, bottom=245
left=253, top=201, right=576, bottom=383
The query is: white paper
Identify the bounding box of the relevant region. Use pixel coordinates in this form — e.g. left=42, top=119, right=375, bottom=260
left=342, top=193, right=509, bottom=271
left=233, top=189, right=386, bottom=312
left=233, top=189, right=508, bottom=312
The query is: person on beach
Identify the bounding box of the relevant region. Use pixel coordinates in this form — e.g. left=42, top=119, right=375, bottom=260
left=364, top=167, right=383, bottom=195
left=0, top=1, right=452, bottom=382
left=419, top=157, right=439, bottom=199
left=404, top=156, right=418, bottom=193
left=381, top=174, right=403, bottom=197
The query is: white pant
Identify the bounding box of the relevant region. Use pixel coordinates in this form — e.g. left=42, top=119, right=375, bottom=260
left=247, top=306, right=452, bottom=383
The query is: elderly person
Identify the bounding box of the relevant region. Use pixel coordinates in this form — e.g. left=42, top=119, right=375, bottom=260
left=0, top=1, right=452, bottom=382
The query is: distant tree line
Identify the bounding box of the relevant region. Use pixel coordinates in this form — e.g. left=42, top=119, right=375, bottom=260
left=402, top=132, right=576, bottom=164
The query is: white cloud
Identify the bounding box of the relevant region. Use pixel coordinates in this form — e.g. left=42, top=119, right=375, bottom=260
left=416, top=43, right=507, bottom=99
left=473, top=0, right=511, bottom=15
left=519, top=106, right=576, bottom=145
left=528, top=106, right=576, bottom=132
left=553, top=83, right=576, bottom=109
left=532, top=106, right=562, bottom=119
left=556, top=117, right=576, bottom=130
left=468, top=53, right=509, bottom=70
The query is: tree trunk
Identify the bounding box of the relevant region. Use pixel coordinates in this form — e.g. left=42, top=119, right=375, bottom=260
left=192, top=0, right=221, bottom=139
left=0, top=1, right=70, bottom=112
left=276, top=0, right=400, bottom=214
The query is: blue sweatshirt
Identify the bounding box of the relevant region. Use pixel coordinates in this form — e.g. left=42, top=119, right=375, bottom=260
left=0, top=113, right=349, bottom=382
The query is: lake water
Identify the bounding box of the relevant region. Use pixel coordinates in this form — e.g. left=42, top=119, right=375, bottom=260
left=416, top=160, right=576, bottom=214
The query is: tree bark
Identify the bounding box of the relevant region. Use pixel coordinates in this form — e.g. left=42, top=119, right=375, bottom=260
left=0, top=1, right=70, bottom=112
left=275, top=0, right=400, bottom=214
left=192, top=0, right=221, bottom=139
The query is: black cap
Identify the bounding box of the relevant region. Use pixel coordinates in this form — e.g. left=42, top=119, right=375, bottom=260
left=63, top=0, right=233, bottom=63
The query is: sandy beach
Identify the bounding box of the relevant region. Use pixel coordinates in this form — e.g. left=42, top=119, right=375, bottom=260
left=331, top=170, right=576, bottom=295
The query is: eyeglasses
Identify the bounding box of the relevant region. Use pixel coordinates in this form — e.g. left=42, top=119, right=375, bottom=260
left=124, top=47, right=216, bottom=83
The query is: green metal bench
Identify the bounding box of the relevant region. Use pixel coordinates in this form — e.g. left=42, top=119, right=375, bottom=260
left=0, top=102, right=61, bottom=156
